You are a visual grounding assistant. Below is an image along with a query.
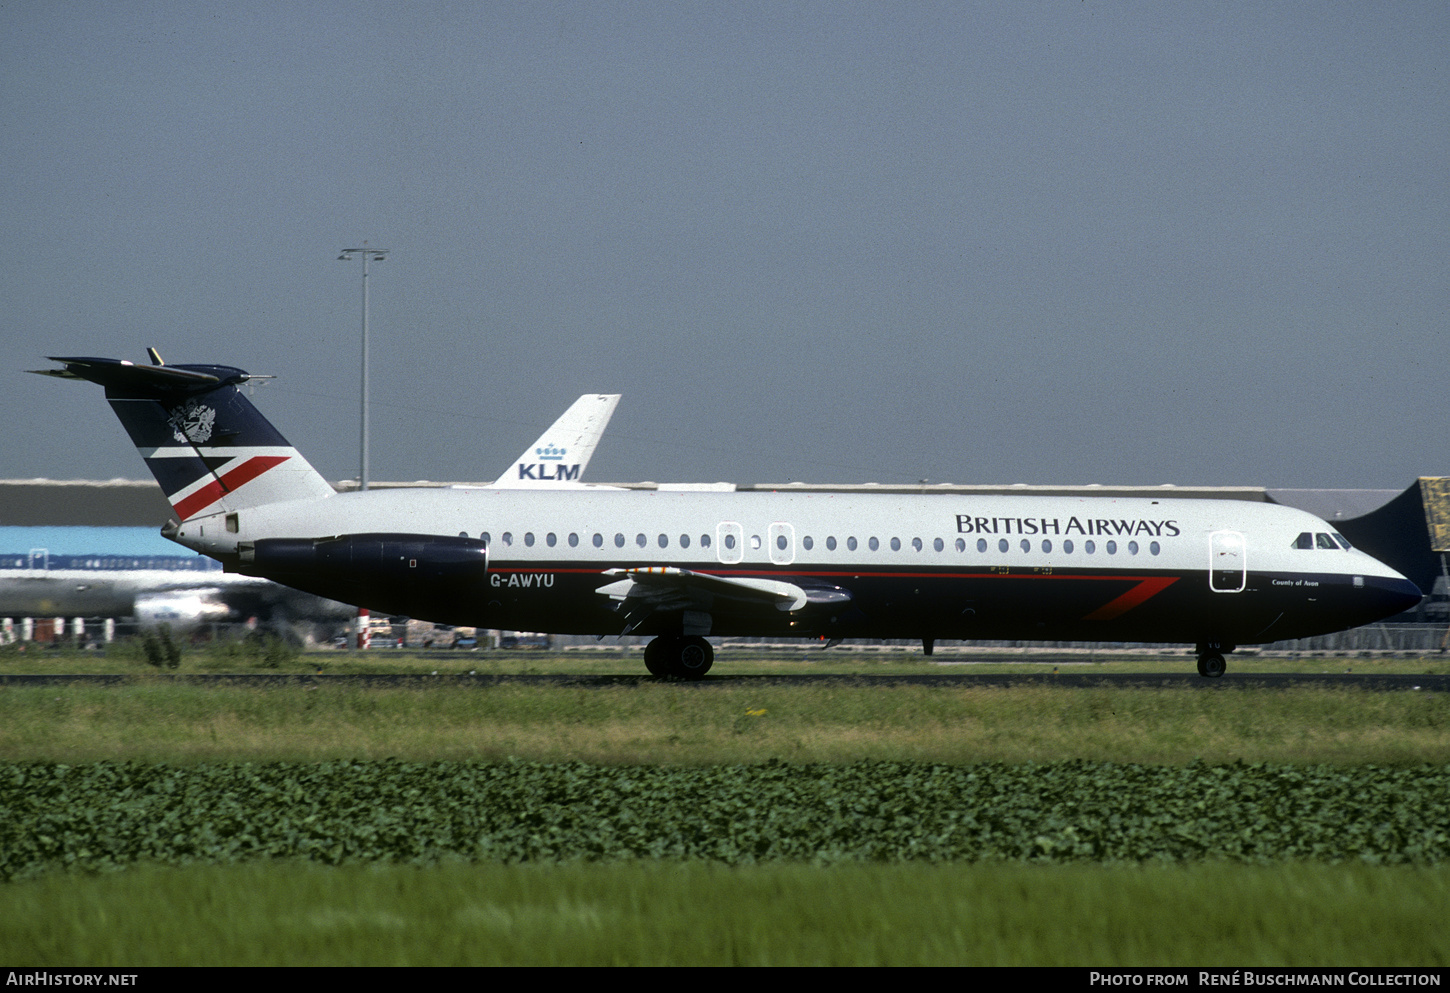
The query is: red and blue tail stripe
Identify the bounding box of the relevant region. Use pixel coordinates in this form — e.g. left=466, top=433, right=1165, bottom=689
left=34, top=356, right=335, bottom=520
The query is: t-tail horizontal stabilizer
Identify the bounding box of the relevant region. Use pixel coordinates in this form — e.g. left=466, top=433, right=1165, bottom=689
left=32, top=353, right=335, bottom=522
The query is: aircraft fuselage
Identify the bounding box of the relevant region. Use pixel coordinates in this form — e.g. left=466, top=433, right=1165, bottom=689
left=175, top=487, right=1420, bottom=647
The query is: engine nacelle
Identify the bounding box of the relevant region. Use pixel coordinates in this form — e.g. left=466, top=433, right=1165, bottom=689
left=237, top=533, right=490, bottom=625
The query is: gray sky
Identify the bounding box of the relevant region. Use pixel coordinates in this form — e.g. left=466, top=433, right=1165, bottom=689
left=4, top=2, right=1446, bottom=491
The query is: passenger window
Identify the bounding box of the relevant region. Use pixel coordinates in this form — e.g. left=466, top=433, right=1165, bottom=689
left=1150, top=541, right=1160, bottom=555
left=1085, top=540, right=1096, bottom=554
left=592, top=533, right=603, bottom=548
left=680, top=534, right=691, bottom=549
left=802, top=536, right=814, bottom=551
left=1293, top=532, right=1314, bottom=549
left=523, top=532, right=535, bottom=547
left=890, top=537, right=900, bottom=551
left=1064, top=539, right=1074, bottom=554
left=1128, top=541, right=1139, bottom=555
left=751, top=535, right=762, bottom=550
left=826, top=536, right=837, bottom=551
left=701, top=534, right=711, bottom=548
left=546, top=533, right=557, bottom=547
left=614, top=533, right=625, bottom=548
left=869, top=537, right=880, bottom=551
left=502, top=532, right=513, bottom=546
left=569, top=533, right=579, bottom=547
left=1042, top=539, right=1052, bottom=553
left=725, top=534, right=736, bottom=550
left=776, top=535, right=787, bottom=551
left=913, top=537, right=924, bottom=552
left=847, top=537, right=858, bottom=551
left=658, top=534, right=668, bottom=548
left=1019, top=539, right=1030, bottom=553
left=636, top=534, right=647, bottom=548
left=977, top=538, right=987, bottom=553
left=1316, top=533, right=1337, bottom=550
left=933, top=538, right=944, bottom=552
left=1106, top=540, right=1117, bottom=555
left=482, top=532, right=491, bottom=545
left=998, top=539, right=1009, bottom=553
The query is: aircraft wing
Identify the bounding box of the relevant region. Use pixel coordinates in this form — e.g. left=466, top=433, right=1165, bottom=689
left=596, top=566, right=852, bottom=635
left=492, top=394, right=621, bottom=487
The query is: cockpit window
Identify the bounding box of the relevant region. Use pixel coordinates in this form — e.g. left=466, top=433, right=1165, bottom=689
left=1293, top=532, right=1313, bottom=549
left=1333, top=533, right=1352, bottom=550
left=1316, top=533, right=1338, bottom=550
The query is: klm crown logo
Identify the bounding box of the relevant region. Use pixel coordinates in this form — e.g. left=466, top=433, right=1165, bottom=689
left=518, top=442, right=579, bottom=481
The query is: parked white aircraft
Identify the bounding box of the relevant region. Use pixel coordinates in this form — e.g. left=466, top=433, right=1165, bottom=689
left=490, top=392, right=619, bottom=488
left=35, top=354, right=1422, bottom=677
left=0, top=544, right=349, bottom=635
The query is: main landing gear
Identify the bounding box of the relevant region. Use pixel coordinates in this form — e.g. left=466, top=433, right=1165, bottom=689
left=643, top=635, right=714, bottom=679
left=1195, top=642, right=1234, bottom=679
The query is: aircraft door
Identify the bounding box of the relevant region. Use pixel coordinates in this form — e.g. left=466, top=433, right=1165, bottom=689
left=28, top=549, right=48, bottom=571
left=768, top=523, right=795, bottom=565
left=717, top=522, right=744, bottom=564
left=1209, top=530, right=1246, bottom=593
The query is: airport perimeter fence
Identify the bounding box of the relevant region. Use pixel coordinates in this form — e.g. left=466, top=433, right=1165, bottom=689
left=549, top=625, right=1450, bottom=656
left=4, top=619, right=1448, bottom=656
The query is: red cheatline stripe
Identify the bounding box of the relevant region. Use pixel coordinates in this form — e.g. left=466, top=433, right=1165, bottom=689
left=172, top=455, right=289, bottom=520
left=1081, top=576, right=1180, bottom=621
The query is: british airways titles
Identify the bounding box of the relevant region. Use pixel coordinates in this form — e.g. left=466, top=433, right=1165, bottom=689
left=956, top=515, right=1182, bottom=537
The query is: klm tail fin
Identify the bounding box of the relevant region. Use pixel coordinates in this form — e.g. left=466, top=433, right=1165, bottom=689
left=32, top=355, right=335, bottom=521
left=492, top=393, right=621, bottom=488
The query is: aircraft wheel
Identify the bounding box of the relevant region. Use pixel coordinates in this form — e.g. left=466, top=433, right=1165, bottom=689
left=1196, top=653, right=1227, bottom=678
left=671, top=636, right=714, bottom=679
left=643, top=637, right=671, bottom=677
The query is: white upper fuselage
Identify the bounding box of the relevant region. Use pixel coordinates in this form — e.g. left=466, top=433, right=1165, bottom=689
left=171, top=486, right=1403, bottom=583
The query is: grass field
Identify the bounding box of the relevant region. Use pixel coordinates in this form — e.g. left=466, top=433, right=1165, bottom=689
left=1, top=678, right=1447, bottom=765
left=4, top=861, right=1447, bottom=966
left=2, top=645, right=1447, bottom=966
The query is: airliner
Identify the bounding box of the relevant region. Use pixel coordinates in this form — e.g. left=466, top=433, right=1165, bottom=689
left=34, top=353, right=1423, bottom=677
left=0, top=544, right=348, bottom=636
left=1, top=387, right=619, bottom=636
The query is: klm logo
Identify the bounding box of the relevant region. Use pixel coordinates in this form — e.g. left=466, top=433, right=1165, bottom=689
left=518, top=445, right=579, bottom=480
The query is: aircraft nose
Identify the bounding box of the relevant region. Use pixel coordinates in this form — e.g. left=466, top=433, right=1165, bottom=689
left=1347, top=573, right=1424, bottom=626
left=1378, top=575, right=1425, bottom=617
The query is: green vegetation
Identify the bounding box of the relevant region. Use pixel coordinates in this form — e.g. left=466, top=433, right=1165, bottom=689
left=4, top=760, right=1447, bottom=883
left=1, top=681, right=1445, bottom=765
left=3, top=645, right=1446, bottom=965
left=93, top=632, right=301, bottom=672
left=2, top=860, right=1446, bottom=966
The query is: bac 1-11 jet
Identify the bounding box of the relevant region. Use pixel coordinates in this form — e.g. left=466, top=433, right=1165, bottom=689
left=34, top=353, right=1423, bottom=678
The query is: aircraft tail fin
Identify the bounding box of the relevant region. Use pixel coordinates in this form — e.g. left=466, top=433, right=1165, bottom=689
left=492, top=393, right=621, bottom=487
left=32, top=354, right=336, bottom=521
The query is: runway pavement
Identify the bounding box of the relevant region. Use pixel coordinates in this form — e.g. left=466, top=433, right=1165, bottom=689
left=1, top=671, right=1446, bottom=691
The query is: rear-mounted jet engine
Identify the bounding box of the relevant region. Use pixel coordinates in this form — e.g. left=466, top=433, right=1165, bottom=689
left=235, top=533, right=489, bottom=622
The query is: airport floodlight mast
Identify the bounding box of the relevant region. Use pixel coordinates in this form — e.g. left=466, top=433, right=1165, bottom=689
left=337, top=242, right=388, bottom=491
